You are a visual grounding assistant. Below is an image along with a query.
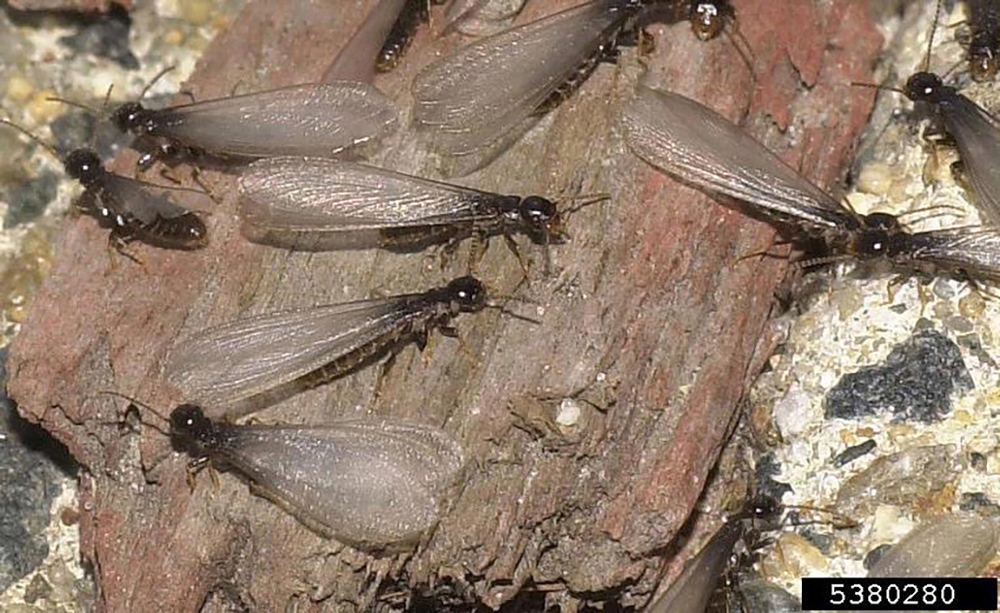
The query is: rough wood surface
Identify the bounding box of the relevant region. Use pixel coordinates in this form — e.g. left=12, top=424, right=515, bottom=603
left=6, top=0, right=882, bottom=610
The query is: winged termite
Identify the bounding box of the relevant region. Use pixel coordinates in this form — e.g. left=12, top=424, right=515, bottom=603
left=649, top=497, right=853, bottom=613
left=166, top=276, right=491, bottom=406
left=620, top=85, right=1000, bottom=283
left=0, top=118, right=208, bottom=253
left=238, top=157, right=580, bottom=261
left=109, top=81, right=398, bottom=169
left=108, top=395, right=465, bottom=548
left=965, top=0, right=1000, bottom=81
left=856, top=0, right=1000, bottom=227
left=412, top=0, right=647, bottom=175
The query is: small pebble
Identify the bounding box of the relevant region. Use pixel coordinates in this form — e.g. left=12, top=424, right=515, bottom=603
left=824, top=329, right=974, bottom=423
left=556, top=398, right=580, bottom=427
left=835, top=445, right=959, bottom=517
left=178, top=0, right=215, bottom=25
left=831, top=439, right=876, bottom=467
left=26, top=90, right=61, bottom=125
left=856, top=162, right=893, bottom=195
left=5, top=75, right=34, bottom=104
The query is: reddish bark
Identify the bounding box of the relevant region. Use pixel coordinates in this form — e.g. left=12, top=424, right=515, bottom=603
left=7, top=0, right=881, bottom=610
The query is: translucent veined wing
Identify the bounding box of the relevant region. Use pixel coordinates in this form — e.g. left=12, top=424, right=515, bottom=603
left=239, top=157, right=498, bottom=231
left=167, top=295, right=422, bottom=405
left=621, top=85, right=856, bottom=232
left=939, top=95, right=1000, bottom=227
left=205, top=419, right=465, bottom=545
left=99, top=174, right=203, bottom=224
left=150, top=82, right=397, bottom=157
left=413, top=0, right=638, bottom=158
left=901, top=226, right=1000, bottom=281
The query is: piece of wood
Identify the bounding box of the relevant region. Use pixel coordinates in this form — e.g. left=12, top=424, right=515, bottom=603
left=6, top=0, right=881, bottom=610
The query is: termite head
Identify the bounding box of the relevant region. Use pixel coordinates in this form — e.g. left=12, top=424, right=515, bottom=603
left=969, top=46, right=998, bottom=82
left=851, top=213, right=909, bottom=260
left=446, top=276, right=487, bottom=313
left=63, top=148, right=104, bottom=187
left=690, top=1, right=729, bottom=41
left=170, top=404, right=217, bottom=447
left=904, top=71, right=948, bottom=104
left=745, top=496, right=781, bottom=521
left=112, top=102, right=151, bottom=135
left=519, top=196, right=563, bottom=241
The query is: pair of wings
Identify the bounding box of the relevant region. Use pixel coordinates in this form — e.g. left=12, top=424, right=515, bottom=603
left=621, top=85, right=1000, bottom=281
left=145, top=82, right=398, bottom=158
left=413, top=0, right=640, bottom=166
left=938, top=93, right=1000, bottom=228
left=98, top=173, right=198, bottom=224
left=215, top=419, right=465, bottom=545
left=238, top=157, right=508, bottom=231
left=166, top=293, right=433, bottom=405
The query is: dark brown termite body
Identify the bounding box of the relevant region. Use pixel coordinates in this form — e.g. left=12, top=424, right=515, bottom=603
left=167, top=276, right=489, bottom=406
left=377, top=0, right=449, bottom=72
left=0, top=119, right=208, bottom=253
left=967, top=0, right=1000, bottom=80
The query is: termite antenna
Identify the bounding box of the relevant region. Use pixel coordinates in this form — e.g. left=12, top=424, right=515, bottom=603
left=0, top=118, right=61, bottom=160
left=94, top=390, right=172, bottom=425
left=561, top=193, right=610, bottom=216
left=939, top=57, right=965, bottom=81
left=45, top=96, right=102, bottom=117
left=779, top=503, right=859, bottom=530
left=724, top=21, right=757, bottom=84
left=895, top=202, right=965, bottom=226
left=849, top=81, right=906, bottom=96
left=139, top=65, right=177, bottom=101
left=484, top=295, right=542, bottom=324
left=49, top=84, right=117, bottom=158
left=924, top=0, right=944, bottom=73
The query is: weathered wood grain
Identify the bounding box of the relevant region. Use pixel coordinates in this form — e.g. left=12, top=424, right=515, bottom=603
left=7, top=0, right=881, bottom=610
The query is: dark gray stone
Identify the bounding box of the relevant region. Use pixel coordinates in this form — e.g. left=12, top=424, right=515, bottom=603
left=738, top=579, right=801, bottom=612
left=4, top=168, right=57, bottom=228
left=831, top=439, right=877, bottom=467
left=754, top=453, right=792, bottom=502
left=49, top=110, right=129, bottom=160
left=863, top=543, right=892, bottom=571
left=59, top=10, right=138, bottom=70
left=959, top=492, right=1000, bottom=516
left=0, top=347, right=75, bottom=591
left=824, top=329, right=974, bottom=422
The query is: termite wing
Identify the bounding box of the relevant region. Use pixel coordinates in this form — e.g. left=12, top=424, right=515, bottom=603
left=442, top=0, right=532, bottom=36
left=649, top=496, right=852, bottom=613
left=166, top=276, right=488, bottom=406
left=166, top=404, right=466, bottom=547
left=648, top=497, right=789, bottom=613
left=237, top=156, right=566, bottom=254
left=1, top=119, right=209, bottom=252
left=412, top=0, right=648, bottom=176
left=620, top=85, right=1000, bottom=283
left=110, top=81, right=398, bottom=169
